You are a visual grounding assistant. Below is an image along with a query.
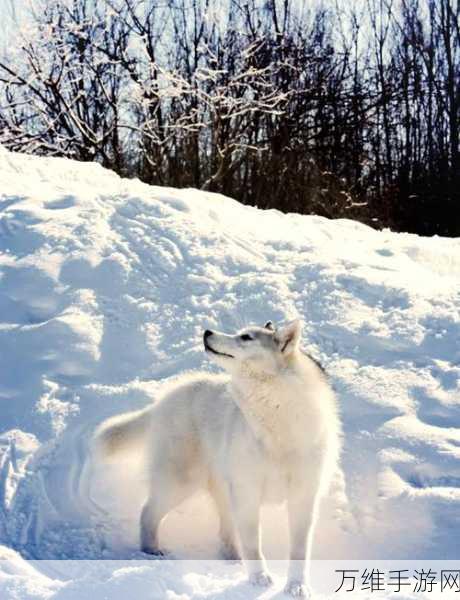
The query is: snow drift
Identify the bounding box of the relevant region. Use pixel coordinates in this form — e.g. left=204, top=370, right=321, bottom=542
left=0, top=146, right=459, bottom=596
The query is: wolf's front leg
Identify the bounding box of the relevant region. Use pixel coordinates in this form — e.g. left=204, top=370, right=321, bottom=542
left=230, top=490, right=272, bottom=588
left=285, top=481, right=320, bottom=598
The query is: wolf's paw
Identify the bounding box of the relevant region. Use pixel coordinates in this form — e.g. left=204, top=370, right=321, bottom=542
left=141, top=545, right=167, bottom=558
left=219, top=544, right=240, bottom=561
left=249, top=570, right=273, bottom=587
left=285, top=580, right=311, bottom=598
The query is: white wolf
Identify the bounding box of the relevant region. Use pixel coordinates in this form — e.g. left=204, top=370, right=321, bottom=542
left=94, top=319, right=341, bottom=597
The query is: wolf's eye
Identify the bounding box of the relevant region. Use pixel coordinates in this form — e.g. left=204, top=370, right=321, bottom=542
left=240, top=334, right=253, bottom=342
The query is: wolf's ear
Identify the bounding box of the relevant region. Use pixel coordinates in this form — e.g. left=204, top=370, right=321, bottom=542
left=275, top=320, right=302, bottom=355
left=264, top=320, right=274, bottom=331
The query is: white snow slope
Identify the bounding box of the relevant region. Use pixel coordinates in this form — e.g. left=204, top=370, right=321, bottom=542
left=0, top=146, right=459, bottom=598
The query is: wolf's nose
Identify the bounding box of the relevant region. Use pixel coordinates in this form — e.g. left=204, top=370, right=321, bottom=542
left=204, top=330, right=213, bottom=340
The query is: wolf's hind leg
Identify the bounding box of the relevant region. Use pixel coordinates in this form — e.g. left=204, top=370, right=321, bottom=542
left=140, top=479, right=188, bottom=555
left=219, top=520, right=240, bottom=561
left=140, top=496, right=163, bottom=555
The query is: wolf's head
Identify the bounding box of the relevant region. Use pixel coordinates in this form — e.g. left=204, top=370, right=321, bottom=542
left=203, top=320, right=302, bottom=375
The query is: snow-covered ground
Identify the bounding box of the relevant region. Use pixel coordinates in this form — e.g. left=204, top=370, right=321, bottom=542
left=0, top=146, right=459, bottom=598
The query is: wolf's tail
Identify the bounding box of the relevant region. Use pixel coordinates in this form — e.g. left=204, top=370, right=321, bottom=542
left=93, top=406, right=153, bottom=457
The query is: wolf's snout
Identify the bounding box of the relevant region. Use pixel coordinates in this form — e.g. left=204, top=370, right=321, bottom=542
left=204, top=330, right=213, bottom=341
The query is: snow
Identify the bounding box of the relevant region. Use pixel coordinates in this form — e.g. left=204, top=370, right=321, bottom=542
left=0, top=145, right=459, bottom=597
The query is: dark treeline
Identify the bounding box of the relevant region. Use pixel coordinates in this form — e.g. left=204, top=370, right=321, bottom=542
left=0, top=0, right=459, bottom=236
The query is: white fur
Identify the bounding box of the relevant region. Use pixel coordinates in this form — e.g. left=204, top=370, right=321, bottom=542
left=93, top=320, right=341, bottom=598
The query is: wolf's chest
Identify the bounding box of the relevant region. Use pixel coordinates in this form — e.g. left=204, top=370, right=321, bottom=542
left=240, top=391, right=318, bottom=455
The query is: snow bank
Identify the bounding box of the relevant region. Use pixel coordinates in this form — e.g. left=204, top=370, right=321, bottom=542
left=0, top=147, right=459, bottom=596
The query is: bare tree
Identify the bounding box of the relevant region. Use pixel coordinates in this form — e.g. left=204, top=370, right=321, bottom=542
left=1, top=0, right=459, bottom=235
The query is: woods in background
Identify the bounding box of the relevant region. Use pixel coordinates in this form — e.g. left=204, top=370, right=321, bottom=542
left=0, top=0, right=459, bottom=236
